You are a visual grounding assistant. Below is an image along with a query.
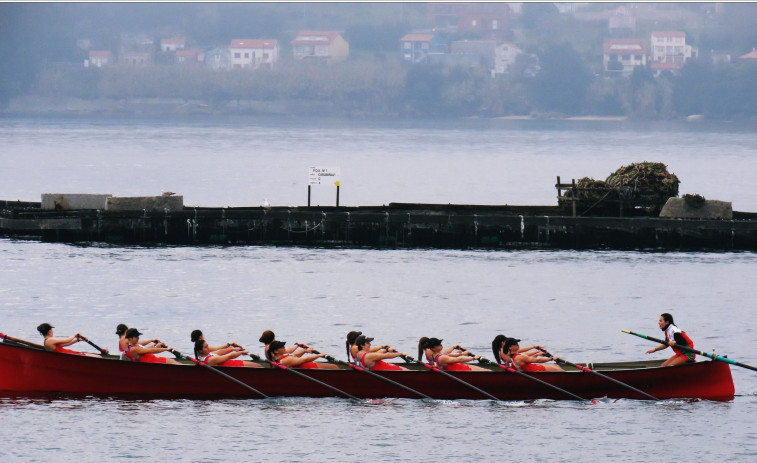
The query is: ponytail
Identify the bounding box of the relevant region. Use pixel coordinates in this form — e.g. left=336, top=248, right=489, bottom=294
left=418, top=337, right=429, bottom=362
left=492, top=334, right=506, bottom=364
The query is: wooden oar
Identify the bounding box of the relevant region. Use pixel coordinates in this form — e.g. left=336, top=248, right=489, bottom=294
left=249, top=353, right=362, bottom=401
left=402, top=355, right=502, bottom=401
left=496, top=362, right=588, bottom=401
left=553, top=357, right=658, bottom=400
left=171, top=349, right=269, bottom=398
left=78, top=334, right=109, bottom=355
left=306, top=346, right=433, bottom=400
left=622, top=329, right=757, bottom=373
left=471, top=351, right=588, bottom=401
left=0, top=333, right=45, bottom=350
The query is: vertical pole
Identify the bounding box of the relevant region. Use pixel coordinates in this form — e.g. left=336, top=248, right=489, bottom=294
left=308, top=185, right=311, bottom=207
left=336, top=185, right=340, bottom=207
left=571, top=178, right=577, bottom=217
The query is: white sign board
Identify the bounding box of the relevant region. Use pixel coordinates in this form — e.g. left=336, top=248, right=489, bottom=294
left=308, top=166, right=341, bottom=186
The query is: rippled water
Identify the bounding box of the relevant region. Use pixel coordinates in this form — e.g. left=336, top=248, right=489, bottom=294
left=1, top=117, right=757, bottom=461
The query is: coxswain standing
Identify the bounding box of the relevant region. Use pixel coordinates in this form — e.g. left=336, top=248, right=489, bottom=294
left=37, top=323, right=100, bottom=357
left=645, top=313, right=695, bottom=367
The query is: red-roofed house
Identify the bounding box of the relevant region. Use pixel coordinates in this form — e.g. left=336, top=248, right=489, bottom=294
left=739, top=48, right=757, bottom=60
left=161, top=37, right=186, bottom=52
left=87, top=50, right=113, bottom=67
left=603, top=38, right=646, bottom=72
left=175, top=49, right=200, bottom=65
left=650, top=31, right=696, bottom=69
left=230, top=39, right=279, bottom=69
left=291, top=31, right=349, bottom=63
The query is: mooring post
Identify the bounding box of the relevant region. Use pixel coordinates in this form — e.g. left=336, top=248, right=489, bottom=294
left=307, top=185, right=311, bottom=207
left=336, top=182, right=340, bottom=207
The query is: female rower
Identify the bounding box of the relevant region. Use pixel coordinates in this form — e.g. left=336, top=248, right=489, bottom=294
left=491, top=334, right=549, bottom=365
left=37, top=323, right=99, bottom=357
left=424, top=337, right=487, bottom=371
left=123, top=328, right=181, bottom=364
left=193, top=340, right=262, bottom=367
left=116, top=324, right=160, bottom=360
left=500, top=337, right=562, bottom=372
left=268, top=340, right=337, bottom=369
left=418, top=337, right=471, bottom=364
left=190, top=329, right=240, bottom=352
left=645, top=313, right=695, bottom=367
left=347, top=331, right=394, bottom=364
left=355, top=335, right=408, bottom=371
left=259, top=330, right=297, bottom=359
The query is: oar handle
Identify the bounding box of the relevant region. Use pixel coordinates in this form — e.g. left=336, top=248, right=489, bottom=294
left=78, top=335, right=108, bottom=355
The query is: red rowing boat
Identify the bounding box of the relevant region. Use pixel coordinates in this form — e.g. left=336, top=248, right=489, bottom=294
left=0, top=340, right=734, bottom=401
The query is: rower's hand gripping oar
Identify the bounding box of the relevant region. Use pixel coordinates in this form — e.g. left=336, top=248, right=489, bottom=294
left=77, top=334, right=109, bottom=355
left=248, top=352, right=363, bottom=402
left=402, top=354, right=502, bottom=401
left=622, top=329, right=757, bottom=373
left=171, top=349, right=269, bottom=399
left=540, top=350, right=658, bottom=401
left=303, top=345, right=434, bottom=400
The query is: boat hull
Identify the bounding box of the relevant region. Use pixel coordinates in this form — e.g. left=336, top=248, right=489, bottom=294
left=0, top=342, right=735, bottom=401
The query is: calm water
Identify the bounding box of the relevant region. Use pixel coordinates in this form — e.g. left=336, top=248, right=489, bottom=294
left=1, top=117, right=757, bottom=462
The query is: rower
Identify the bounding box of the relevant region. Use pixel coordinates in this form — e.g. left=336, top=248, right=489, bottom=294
left=645, top=313, right=695, bottom=366
left=37, top=323, right=100, bottom=357
left=190, top=329, right=240, bottom=352
left=259, top=330, right=297, bottom=359
left=348, top=331, right=395, bottom=364
left=355, top=335, right=408, bottom=371
left=123, top=328, right=181, bottom=364
left=193, top=340, right=262, bottom=367
left=116, top=323, right=161, bottom=360
left=268, top=340, right=337, bottom=369
left=491, top=334, right=549, bottom=365
left=499, top=337, right=562, bottom=372
left=424, top=337, right=488, bottom=371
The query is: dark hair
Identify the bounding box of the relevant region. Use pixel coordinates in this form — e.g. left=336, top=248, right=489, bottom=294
left=190, top=329, right=203, bottom=343
left=37, top=323, right=53, bottom=336
left=259, top=330, right=275, bottom=344
left=346, top=331, right=362, bottom=361
left=116, top=324, right=128, bottom=336
left=491, top=334, right=506, bottom=364
left=661, top=313, right=674, bottom=325
left=194, top=340, right=207, bottom=359
left=417, top=337, right=429, bottom=361
left=268, top=340, right=286, bottom=360
left=125, top=328, right=142, bottom=339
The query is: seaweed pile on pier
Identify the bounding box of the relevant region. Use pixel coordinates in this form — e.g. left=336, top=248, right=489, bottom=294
left=565, top=162, right=680, bottom=209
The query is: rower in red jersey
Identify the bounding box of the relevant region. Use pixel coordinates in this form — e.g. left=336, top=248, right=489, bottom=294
left=499, top=337, right=563, bottom=372
left=193, top=340, right=262, bottom=367
left=355, top=335, right=408, bottom=371
left=268, top=340, right=338, bottom=369
left=37, top=323, right=100, bottom=357
left=123, top=328, right=181, bottom=364
left=423, top=337, right=488, bottom=371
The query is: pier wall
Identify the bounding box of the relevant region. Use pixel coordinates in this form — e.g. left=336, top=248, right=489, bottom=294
left=2, top=203, right=757, bottom=251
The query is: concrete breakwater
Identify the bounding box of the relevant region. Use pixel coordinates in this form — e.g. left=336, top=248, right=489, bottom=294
left=2, top=199, right=757, bottom=251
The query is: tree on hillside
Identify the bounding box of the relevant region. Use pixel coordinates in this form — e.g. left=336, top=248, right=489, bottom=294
left=526, top=42, right=592, bottom=114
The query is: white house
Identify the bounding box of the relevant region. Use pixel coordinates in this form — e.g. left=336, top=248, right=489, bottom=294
left=229, top=39, right=279, bottom=69
left=650, top=31, right=696, bottom=69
